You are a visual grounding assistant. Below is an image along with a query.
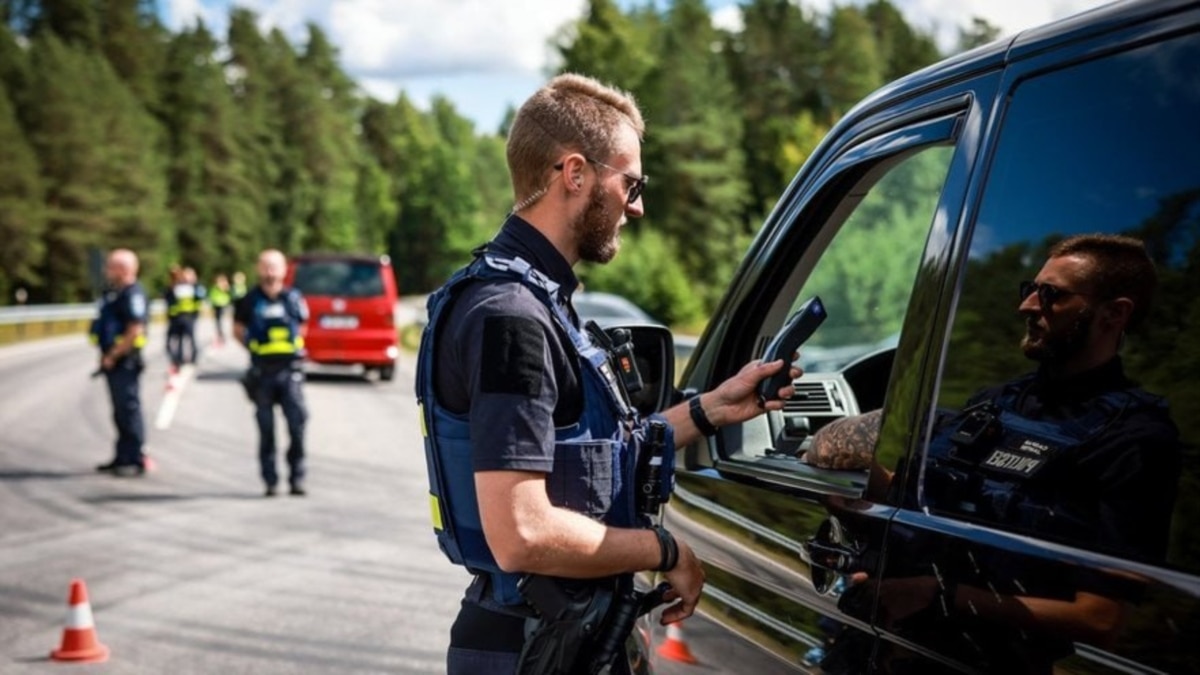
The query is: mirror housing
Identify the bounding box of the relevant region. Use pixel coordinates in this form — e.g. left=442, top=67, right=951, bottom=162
left=605, top=324, right=676, bottom=416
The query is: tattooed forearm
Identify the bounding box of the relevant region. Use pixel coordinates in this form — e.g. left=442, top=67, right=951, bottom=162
left=804, top=409, right=883, bottom=470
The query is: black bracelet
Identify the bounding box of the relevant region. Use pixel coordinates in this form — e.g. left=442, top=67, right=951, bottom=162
left=653, top=526, right=679, bottom=572
left=688, top=395, right=718, bottom=437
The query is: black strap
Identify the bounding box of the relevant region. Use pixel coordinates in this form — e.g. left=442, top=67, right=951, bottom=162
left=689, top=395, right=718, bottom=436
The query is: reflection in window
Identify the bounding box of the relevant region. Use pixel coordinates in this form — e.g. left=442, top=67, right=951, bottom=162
left=932, top=31, right=1200, bottom=574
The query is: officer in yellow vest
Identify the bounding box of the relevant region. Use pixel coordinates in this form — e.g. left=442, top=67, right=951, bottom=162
left=210, top=274, right=233, bottom=347
left=164, top=266, right=203, bottom=371
left=233, top=249, right=310, bottom=497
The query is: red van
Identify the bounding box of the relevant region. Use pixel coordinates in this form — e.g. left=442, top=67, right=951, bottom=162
left=285, top=253, right=399, bottom=381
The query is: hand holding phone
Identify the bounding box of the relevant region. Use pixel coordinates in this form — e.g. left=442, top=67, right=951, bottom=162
left=756, top=296, right=826, bottom=403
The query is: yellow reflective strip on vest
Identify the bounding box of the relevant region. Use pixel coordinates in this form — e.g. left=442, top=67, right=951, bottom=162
left=418, top=404, right=427, bottom=437
left=430, top=494, right=443, bottom=532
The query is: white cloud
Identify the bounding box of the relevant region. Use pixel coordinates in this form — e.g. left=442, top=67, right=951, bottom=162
left=889, top=0, right=1114, bottom=52
left=163, top=0, right=1116, bottom=131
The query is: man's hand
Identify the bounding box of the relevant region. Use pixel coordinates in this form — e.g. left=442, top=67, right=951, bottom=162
left=660, top=538, right=705, bottom=624
left=705, top=359, right=802, bottom=425
left=804, top=409, right=882, bottom=470
left=100, top=353, right=117, bottom=371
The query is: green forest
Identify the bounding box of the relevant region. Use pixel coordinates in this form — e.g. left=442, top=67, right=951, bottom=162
left=0, top=0, right=999, bottom=325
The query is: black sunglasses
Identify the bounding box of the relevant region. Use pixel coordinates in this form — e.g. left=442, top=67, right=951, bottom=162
left=1019, top=280, right=1088, bottom=307
left=554, top=158, right=649, bottom=204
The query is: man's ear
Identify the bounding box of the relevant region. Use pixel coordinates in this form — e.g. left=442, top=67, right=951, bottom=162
left=1101, top=296, right=1135, bottom=331
left=559, top=154, right=587, bottom=193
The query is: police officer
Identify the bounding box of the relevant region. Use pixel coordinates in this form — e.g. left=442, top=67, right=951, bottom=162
left=182, top=267, right=206, bottom=363
left=164, top=266, right=202, bottom=372
left=91, top=248, right=149, bottom=477
left=805, top=234, right=1180, bottom=671
left=234, top=249, right=309, bottom=497
left=416, top=73, right=799, bottom=673
left=210, top=274, right=232, bottom=347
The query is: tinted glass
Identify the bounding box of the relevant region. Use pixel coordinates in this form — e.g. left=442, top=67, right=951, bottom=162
left=932, top=31, right=1200, bottom=570
left=792, top=146, right=953, bottom=373
left=292, top=261, right=385, bottom=298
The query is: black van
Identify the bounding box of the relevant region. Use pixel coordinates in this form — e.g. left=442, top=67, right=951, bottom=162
left=647, top=1, right=1200, bottom=672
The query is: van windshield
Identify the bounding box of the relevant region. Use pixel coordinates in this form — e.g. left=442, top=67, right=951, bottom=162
left=293, top=260, right=385, bottom=298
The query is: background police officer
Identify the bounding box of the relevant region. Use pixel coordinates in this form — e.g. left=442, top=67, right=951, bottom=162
left=163, top=265, right=203, bottom=372
left=91, top=248, right=148, bottom=477
left=418, top=73, right=799, bottom=673
left=234, top=249, right=309, bottom=497
left=209, top=274, right=232, bottom=347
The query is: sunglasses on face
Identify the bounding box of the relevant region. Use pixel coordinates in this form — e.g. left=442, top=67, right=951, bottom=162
left=554, top=158, right=649, bottom=205
left=1019, top=280, right=1088, bottom=307
left=587, top=158, right=648, bottom=204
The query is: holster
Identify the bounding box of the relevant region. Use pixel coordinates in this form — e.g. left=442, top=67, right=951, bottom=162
left=239, top=367, right=261, bottom=403
left=515, top=574, right=669, bottom=675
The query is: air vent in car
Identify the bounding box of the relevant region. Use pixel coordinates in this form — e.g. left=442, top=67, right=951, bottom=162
left=784, top=381, right=835, bottom=414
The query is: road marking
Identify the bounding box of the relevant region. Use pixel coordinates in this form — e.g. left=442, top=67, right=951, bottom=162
left=155, top=365, right=193, bottom=430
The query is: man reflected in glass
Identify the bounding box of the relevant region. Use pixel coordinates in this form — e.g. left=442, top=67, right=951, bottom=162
left=805, top=234, right=1182, bottom=673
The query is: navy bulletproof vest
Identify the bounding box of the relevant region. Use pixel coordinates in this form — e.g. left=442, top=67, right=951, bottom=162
left=923, top=374, right=1165, bottom=542
left=415, top=253, right=675, bottom=607
left=89, top=282, right=147, bottom=353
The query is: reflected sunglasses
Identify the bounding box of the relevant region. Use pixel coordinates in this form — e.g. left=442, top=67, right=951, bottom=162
left=1019, top=280, right=1089, bottom=306
left=554, top=158, right=649, bottom=204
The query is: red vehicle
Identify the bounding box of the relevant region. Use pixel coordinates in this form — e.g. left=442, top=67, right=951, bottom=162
left=285, top=253, right=399, bottom=381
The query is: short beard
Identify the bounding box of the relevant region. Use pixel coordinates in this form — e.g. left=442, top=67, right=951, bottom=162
left=573, top=183, right=621, bottom=264
left=1021, top=307, right=1094, bottom=364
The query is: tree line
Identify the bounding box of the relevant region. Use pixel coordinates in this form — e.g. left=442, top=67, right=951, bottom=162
left=0, top=0, right=998, bottom=325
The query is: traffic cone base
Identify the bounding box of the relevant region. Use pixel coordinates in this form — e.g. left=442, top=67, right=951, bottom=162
left=657, top=621, right=698, bottom=664
left=50, top=579, right=109, bottom=663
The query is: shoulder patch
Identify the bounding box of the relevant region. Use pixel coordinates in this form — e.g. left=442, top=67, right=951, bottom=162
left=481, top=315, right=544, bottom=397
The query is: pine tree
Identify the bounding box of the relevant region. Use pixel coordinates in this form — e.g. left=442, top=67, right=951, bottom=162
left=0, top=76, right=44, bottom=302
left=639, top=0, right=749, bottom=307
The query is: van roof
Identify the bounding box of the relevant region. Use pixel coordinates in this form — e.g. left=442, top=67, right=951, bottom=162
left=290, top=252, right=391, bottom=265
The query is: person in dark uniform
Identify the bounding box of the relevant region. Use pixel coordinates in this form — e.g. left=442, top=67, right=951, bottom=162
left=164, top=265, right=202, bottom=372
left=91, top=248, right=149, bottom=477
left=181, top=267, right=206, bottom=364
left=416, top=73, right=801, bottom=674
left=210, top=274, right=232, bottom=347
left=805, top=234, right=1181, bottom=672
left=234, top=249, right=309, bottom=497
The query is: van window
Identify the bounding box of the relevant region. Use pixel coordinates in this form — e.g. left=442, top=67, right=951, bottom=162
left=293, top=260, right=385, bottom=298
left=929, top=30, right=1200, bottom=572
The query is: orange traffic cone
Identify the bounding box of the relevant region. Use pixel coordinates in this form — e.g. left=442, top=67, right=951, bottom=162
left=657, top=621, right=698, bottom=664
left=50, top=579, right=109, bottom=663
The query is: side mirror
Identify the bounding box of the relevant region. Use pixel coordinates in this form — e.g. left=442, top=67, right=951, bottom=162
left=605, top=324, right=676, bottom=416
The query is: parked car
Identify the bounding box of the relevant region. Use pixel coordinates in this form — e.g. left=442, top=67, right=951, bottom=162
left=285, top=253, right=399, bottom=381
left=643, top=2, right=1200, bottom=673
left=574, top=291, right=660, bottom=327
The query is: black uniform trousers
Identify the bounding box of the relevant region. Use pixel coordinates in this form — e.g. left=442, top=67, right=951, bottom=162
left=252, top=361, right=308, bottom=487
left=166, top=315, right=198, bottom=367
left=104, top=355, right=145, bottom=467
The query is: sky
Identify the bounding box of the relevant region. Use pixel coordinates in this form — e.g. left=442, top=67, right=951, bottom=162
left=161, top=0, right=1116, bottom=134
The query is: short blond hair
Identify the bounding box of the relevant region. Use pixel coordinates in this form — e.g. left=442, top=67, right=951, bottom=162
left=507, top=73, right=644, bottom=206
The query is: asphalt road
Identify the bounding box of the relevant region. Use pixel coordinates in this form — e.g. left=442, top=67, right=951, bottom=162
left=0, top=319, right=777, bottom=674
left=0, top=321, right=468, bottom=673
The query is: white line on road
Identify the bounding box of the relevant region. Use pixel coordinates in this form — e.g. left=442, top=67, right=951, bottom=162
left=154, top=365, right=193, bottom=430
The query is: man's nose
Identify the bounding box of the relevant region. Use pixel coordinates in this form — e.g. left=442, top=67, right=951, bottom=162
left=625, top=195, right=644, bottom=218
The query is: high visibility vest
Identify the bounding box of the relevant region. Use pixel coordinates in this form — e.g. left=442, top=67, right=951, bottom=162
left=244, top=287, right=307, bottom=361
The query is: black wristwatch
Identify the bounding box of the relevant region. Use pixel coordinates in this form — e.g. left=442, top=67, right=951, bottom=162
left=688, top=395, right=718, bottom=436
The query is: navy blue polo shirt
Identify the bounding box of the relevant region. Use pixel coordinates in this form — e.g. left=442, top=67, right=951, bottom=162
left=433, top=215, right=585, bottom=474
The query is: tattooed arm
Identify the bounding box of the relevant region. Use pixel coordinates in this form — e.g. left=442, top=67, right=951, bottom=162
left=805, top=409, right=882, bottom=469
left=804, top=409, right=894, bottom=497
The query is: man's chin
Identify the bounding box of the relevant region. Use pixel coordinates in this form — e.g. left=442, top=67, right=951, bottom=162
left=1021, top=337, right=1049, bottom=361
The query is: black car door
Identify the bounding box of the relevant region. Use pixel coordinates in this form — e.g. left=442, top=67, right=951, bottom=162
left=662, top=66, right=1002, bottom=672
left=872, top=9, right=1200, bottom=674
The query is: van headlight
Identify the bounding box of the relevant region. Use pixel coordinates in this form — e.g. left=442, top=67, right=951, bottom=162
left=386, top=346, right=399, bottom=359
